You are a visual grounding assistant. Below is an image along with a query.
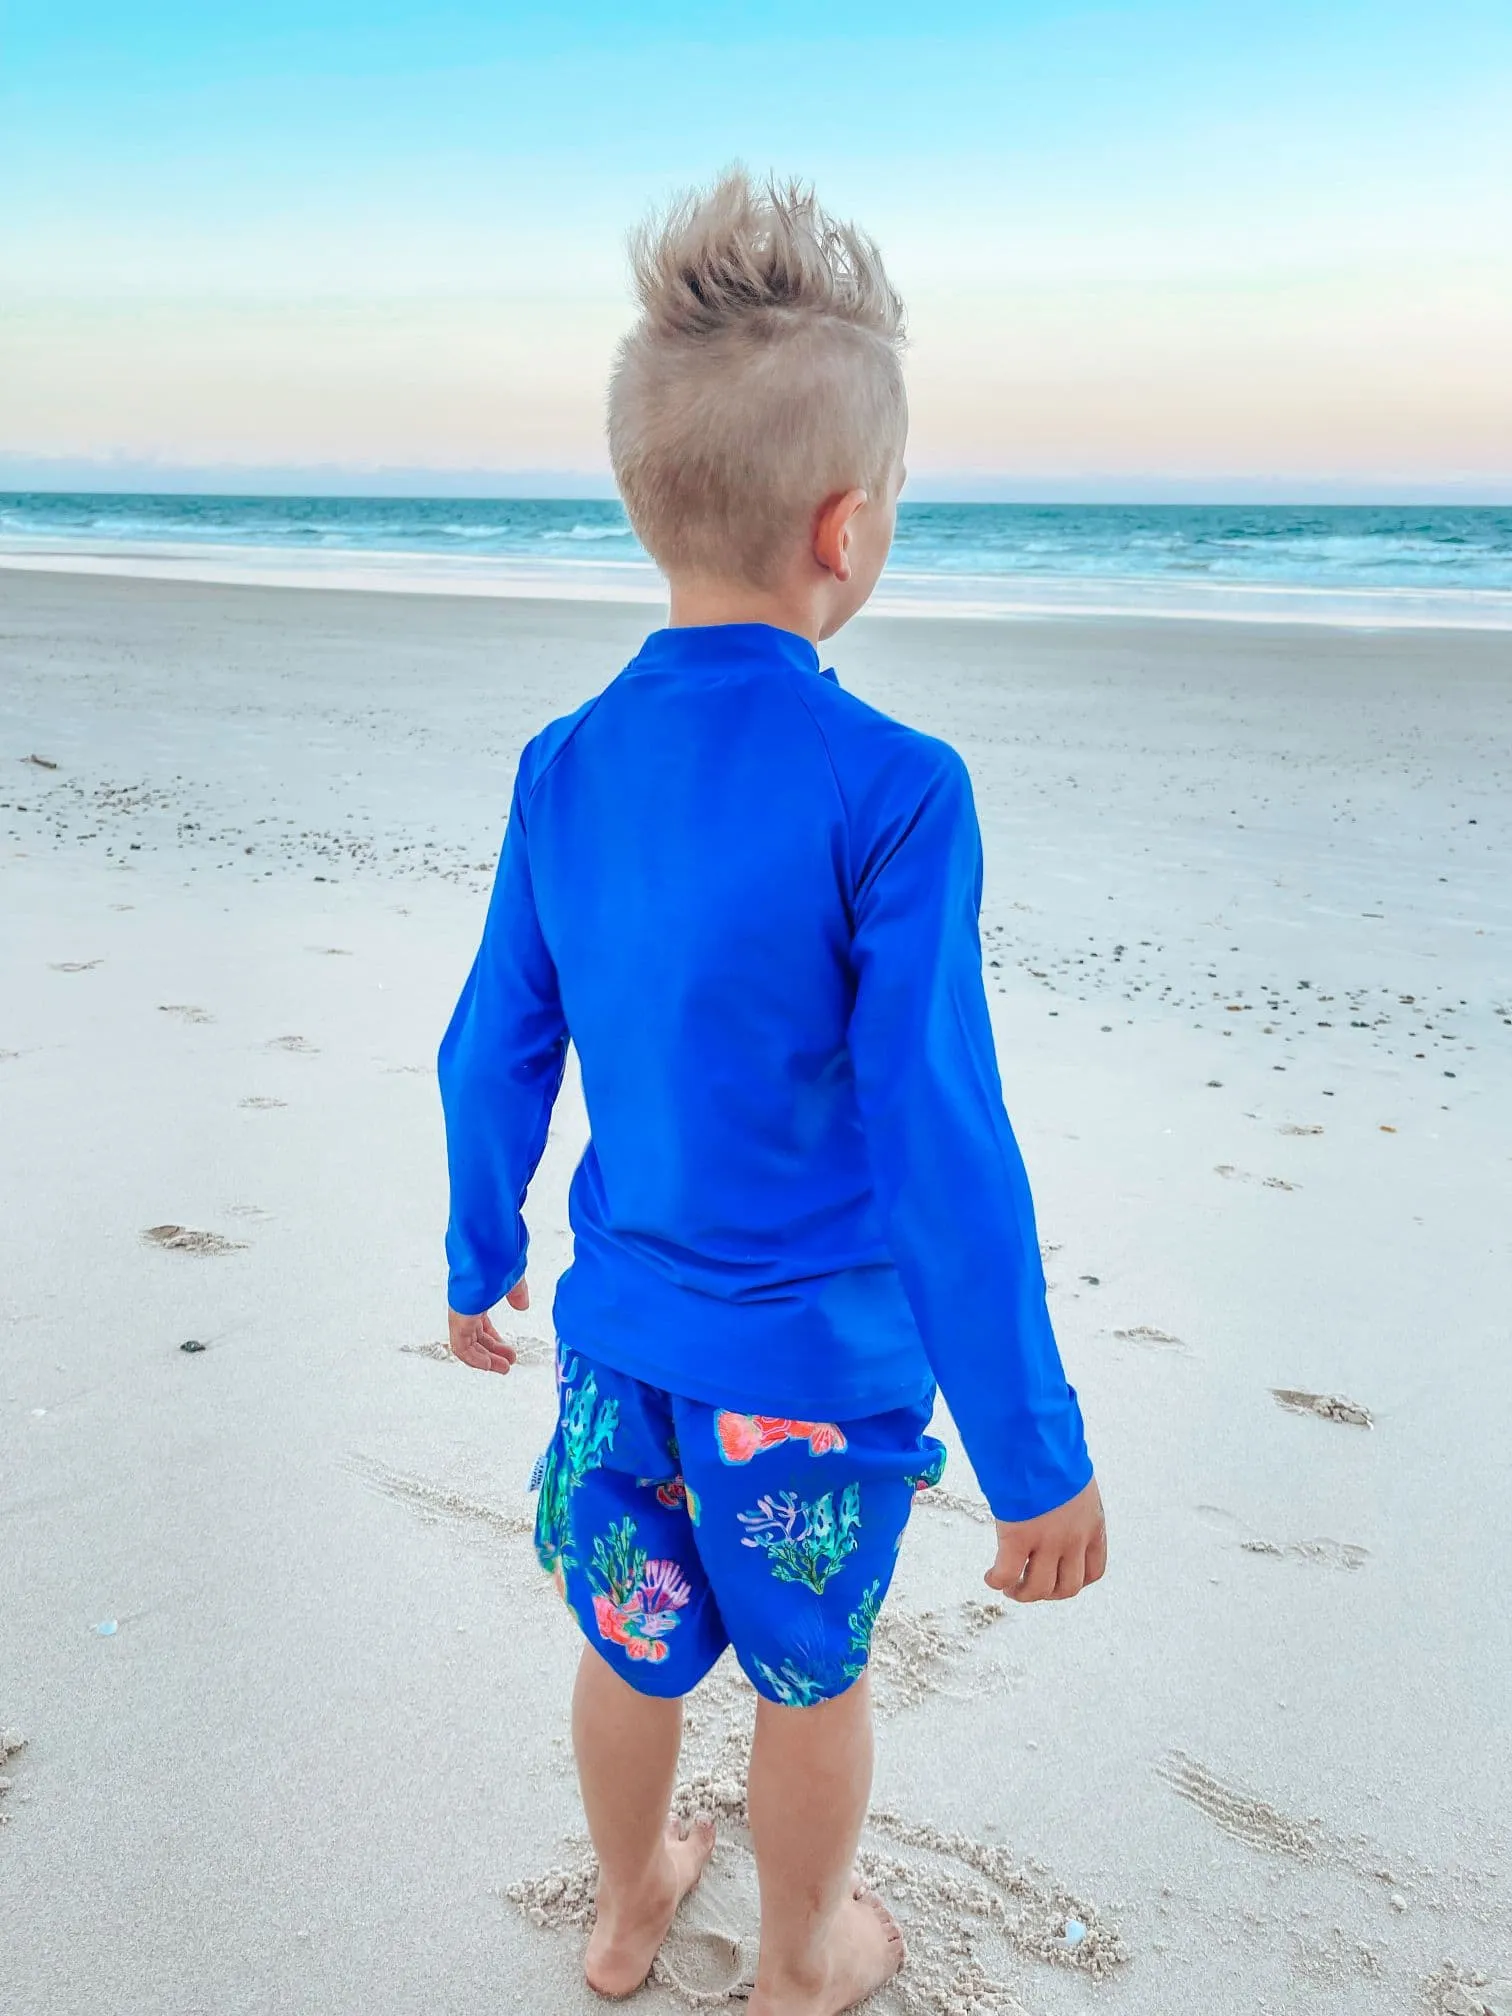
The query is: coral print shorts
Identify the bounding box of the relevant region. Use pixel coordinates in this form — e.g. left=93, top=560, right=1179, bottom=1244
left=532, top=1347, right=946, bottom=1706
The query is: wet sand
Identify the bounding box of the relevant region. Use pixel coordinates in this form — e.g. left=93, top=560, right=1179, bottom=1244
left=2, top=569, right=1510, bottom=2014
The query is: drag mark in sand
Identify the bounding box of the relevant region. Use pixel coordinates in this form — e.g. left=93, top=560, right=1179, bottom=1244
left=142, top=1224, right=247, bottom=1255
left=1273, top=1388, right=1374, bottom=1428
left=265, top=1033, right=318, bottom=1053
left=158, top=1003, right=214, bottom=1023
left=1159, top=1752, right=1324, bottom=1861
left=49, top=958, right=101, bottom=973
left=343, top=1454, right=534, bottom=1541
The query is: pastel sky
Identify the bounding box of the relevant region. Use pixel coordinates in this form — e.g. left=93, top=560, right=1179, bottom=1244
left=3, top=1, right=1510, bottom=497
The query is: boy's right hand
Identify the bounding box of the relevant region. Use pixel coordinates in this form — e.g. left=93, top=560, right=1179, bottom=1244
left=985, top=1475, right=1107, bottom=1602
left=447, top=1278, right=531, bottom=1374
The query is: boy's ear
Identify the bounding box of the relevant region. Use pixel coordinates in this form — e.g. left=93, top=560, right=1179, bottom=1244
left=812, top=488, right=868, bottom=583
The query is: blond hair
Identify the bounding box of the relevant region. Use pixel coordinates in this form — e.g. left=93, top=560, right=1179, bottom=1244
left=609, top=170, right=907, bottom=588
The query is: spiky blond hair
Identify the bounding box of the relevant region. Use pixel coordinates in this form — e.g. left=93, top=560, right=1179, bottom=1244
left=609, top=170, right=907, bottom=588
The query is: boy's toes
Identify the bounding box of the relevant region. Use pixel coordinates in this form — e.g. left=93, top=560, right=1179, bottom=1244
left=860, top=1885, right=906, bottom=1971
left=674, top=1811, right=718, bottom=1886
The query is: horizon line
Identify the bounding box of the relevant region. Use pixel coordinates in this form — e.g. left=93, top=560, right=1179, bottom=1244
left=4, top=470, right=1512, bottom=509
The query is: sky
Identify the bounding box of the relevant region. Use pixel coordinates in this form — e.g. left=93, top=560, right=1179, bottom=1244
left=2, top=2, right=1510, bottom=499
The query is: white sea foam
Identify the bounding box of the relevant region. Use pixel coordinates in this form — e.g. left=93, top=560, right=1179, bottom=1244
left=4, top=537, right=1510, bottom=627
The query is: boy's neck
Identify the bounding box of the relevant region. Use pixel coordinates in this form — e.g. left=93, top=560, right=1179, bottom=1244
left=666, top=576, right=824, bottom=644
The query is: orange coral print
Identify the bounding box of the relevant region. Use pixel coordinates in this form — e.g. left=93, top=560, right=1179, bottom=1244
left=715, top=1413, right=848, bottom=1465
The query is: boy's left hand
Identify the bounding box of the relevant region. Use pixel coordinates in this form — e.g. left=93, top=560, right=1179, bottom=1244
left=448, top=1278, right=530, bottom=1374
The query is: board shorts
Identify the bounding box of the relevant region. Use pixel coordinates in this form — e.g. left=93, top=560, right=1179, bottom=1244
left=532, top=1346, right=947, bottom=1705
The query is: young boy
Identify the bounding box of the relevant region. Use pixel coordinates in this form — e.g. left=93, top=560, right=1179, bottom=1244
left=439, top=172, right=1106, bottom=2015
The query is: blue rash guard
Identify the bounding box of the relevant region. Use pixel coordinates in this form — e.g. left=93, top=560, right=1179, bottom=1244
left=439, top=623, right=1092, bottom=1522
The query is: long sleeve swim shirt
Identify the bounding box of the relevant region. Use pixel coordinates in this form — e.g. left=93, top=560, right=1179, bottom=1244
left=439, top=623, right=1092, bottom=1522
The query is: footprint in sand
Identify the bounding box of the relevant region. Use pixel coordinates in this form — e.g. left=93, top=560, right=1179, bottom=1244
left=0, top=1726, right=27, bottom=1825
left=1278, top=1122, right=1325, bottom=1136
left=1425, top=1964, right=1512, bottom=2016
left=1215, top=1164, right=1300, bottom=1191
left=49, top=959, right=101, bottom=973
left=1272, top=1388, right=1373, bottom=1428
left=1196, top=1504, right=1368, bottom=1570
left=916, top=1486, right=995, bottom=1526
left=158, top=1003, right=213, bottom=1024
left=265, top=1034, right=318, bottom=1053
left=142, top=1224, right=247, bottom=1256
left=1239, top=1537, right=1369, bottom=1571
left=239, top=1096, right=287, bottom=1110
left=399, top=1334, right=550, bottom=1368
left=1111, top=1323, right=1186, bottom=1350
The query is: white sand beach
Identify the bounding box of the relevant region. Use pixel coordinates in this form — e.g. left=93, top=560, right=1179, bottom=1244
left=2, top=569, right=1510, bottom=2015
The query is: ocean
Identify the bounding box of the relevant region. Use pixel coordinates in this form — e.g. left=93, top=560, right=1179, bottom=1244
left=3, top=494, right=1511, bottom=627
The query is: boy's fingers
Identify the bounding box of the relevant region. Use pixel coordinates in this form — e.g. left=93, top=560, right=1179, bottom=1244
left=984, top=1544, right=1030, bottom=1594
left=505, top=1279, right=531, bottom=1311
left=1013, top=1547, right=1059, bottom=1603
left=1053, top=1551, right=1086, bottom=1600
left=1085, top=1524, right=1109, bottom=1584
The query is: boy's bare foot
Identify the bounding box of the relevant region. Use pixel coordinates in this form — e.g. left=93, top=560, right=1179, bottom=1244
left=751, top=1885, right=906, bottom=2016
left=585, top=1813, right=717, bottom=1999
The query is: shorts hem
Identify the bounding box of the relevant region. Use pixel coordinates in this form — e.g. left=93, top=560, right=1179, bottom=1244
left=574, top=1619, right=729, bottom=1701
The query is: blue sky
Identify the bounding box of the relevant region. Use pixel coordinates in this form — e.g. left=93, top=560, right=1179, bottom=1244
left=3, top=2, right=1509, bottom=495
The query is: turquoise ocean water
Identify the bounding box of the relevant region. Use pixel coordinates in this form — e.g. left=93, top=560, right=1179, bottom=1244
left=3, top=495, right=1510, bottom=625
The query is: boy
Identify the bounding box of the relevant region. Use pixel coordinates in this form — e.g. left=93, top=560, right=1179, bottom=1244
left=439, top=172, right=1105, bottom=2015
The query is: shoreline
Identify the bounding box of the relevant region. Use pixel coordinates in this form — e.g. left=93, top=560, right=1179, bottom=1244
left=5, top=540, right=1512, bottom=630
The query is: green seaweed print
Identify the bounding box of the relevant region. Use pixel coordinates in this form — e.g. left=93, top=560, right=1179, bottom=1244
left=841, top=1578, right=884, bottom=1683
left=753, top=1656, right=831, bottom=1707
left=738, top=1483, right=861, bottom=1594
left=535, top=1358, right=619, bottom=1583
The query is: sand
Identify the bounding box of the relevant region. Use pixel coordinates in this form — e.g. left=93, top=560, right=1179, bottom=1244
left=2, top=568, right=1509, bottom=2014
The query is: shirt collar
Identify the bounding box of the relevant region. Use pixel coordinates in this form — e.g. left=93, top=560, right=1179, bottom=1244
left=630, top=623, right=826, bottom=681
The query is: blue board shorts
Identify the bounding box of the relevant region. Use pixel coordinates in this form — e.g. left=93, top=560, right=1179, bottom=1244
left=533, top=1347, right=947, bottom=1706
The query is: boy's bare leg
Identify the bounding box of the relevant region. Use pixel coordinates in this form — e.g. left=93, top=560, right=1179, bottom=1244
left=747, top=1675, right=905, bottom=2015
left=573, top=1646, right=716, bottom=1998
